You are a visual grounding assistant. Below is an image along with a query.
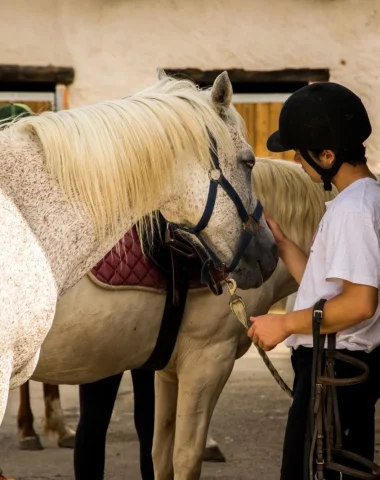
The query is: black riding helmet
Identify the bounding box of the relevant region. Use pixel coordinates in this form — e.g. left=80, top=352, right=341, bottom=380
left=266, top=82, right=372, bottom=190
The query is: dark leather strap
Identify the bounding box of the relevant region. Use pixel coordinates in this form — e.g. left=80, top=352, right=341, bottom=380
left=139, top=252, right=189, bottom=371
left=305, top=299, right=327, bottom=480
left=139, top=217, right=192, bottom=371
left=307, top=299, right=380, bottom=480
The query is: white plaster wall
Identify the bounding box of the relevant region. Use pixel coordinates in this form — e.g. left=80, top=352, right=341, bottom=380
left=1, top=0, right=380, bottom=170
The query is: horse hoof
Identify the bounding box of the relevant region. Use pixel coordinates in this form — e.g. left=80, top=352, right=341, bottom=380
left=58, top=434, right=75, bottom=449
left=203, top=445, right=226, bottom=463
left=19, top=436, right=43, bottom=451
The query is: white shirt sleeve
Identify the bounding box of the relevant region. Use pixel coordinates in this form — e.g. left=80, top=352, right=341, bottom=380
left=325, top=212, right=380, bottom=288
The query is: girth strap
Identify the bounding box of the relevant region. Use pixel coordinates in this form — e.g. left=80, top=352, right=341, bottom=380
left=139, top=248, right=190, bottom=371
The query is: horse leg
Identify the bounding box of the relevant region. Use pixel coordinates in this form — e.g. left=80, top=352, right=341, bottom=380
left=172, top=345, right=236, bottom=479
left=152, top=369, right=178, bottom=480
left=73, top=373, right=123, bottom=480
left=131, top=368, right=155, bottom=480
left=17, top=381, right=43, bottom=450
left=43, top=383, right=76, bottom=448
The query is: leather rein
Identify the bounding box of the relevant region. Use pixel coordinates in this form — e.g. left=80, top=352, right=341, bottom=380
left=308, top=300, right=380, bottom=480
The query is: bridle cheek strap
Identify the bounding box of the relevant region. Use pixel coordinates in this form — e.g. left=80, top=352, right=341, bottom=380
left=169, top=148, right=263, bottom=291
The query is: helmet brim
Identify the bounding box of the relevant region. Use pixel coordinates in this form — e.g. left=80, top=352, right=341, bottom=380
left=266, top=130, right=292, bottom=153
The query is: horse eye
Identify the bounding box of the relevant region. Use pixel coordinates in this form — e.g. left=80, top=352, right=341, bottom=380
left=239, top=151, right=255, bottom=171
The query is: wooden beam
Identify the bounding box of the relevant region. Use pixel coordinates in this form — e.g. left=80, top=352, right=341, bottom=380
left=0, top=65, right=74, bottom=85
left=164, top=68, right=329, bottom=84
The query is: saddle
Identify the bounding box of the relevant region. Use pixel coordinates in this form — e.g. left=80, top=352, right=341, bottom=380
left=89, top=220, right=205, bottom=292
left=307, top=300, right=380, bottom=480
left=88, top=215, right=208, bottom=371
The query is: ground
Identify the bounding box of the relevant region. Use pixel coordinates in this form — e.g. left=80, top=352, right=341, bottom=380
left=1, top=344, right=379, bottom=480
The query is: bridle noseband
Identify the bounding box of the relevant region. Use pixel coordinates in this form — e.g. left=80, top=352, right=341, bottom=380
left=166, top=147, right=263, bottom=294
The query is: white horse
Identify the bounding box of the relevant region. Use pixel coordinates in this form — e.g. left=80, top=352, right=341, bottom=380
left=0, top=71, right=278, bottom=426
left=14, top=158, right=335, bottom=480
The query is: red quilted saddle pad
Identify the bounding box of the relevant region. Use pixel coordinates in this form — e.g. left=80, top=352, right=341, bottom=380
left=90, top=227, right=167, bottom=290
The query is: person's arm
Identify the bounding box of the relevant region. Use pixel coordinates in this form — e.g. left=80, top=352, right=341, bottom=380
left=284, top=279, right=378, bottom=335
left=277, top=237, right=308, bottom=285
left=265, top=215, right=308, bottom=284
left=249, top=212, right=380, bottom=351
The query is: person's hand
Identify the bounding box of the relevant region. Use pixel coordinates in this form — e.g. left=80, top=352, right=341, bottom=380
left=265, top=214, right=287, bottom=246
left=247, top=313, right=290, bottom=351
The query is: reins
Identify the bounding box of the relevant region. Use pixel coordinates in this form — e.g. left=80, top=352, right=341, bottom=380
left=226, top=279, right=293, bottom=399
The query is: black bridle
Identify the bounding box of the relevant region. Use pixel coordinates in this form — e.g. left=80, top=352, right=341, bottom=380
left=166, top=147, right=263, bottom=294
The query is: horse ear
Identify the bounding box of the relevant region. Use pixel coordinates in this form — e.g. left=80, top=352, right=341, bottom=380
left=157, top=68, right=167, bottom=80
left=211, top=71, right=233, bottom=114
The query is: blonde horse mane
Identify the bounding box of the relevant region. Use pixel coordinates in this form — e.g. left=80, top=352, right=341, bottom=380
left=252, top=158, right=337, bottom=253
left=1, top=77, right=236, bottom=241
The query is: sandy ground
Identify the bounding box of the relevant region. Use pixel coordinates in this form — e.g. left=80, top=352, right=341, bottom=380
left=1, top=344, right=379, bottom=480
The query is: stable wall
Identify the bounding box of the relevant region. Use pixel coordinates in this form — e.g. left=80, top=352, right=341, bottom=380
left=1, top=0, right=379, bottom=169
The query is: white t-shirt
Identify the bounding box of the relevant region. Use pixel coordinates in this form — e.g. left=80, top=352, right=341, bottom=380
left=286, top=177, right=380, bottom=352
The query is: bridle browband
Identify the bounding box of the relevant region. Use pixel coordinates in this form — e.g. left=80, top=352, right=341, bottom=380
left=167, top=145, right=263, bottom=294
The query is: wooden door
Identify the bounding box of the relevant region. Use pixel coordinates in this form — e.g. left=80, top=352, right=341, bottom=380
left=234, top=101, right=294, bottom=162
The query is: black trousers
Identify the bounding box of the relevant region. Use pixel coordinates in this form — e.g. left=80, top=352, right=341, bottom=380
left=281, top=345, right=380, bottom=480
left=74, top=369, right=155, bottom=480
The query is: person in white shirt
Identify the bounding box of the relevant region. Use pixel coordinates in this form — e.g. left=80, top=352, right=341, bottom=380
left=247, top=82, right=380, bottom=479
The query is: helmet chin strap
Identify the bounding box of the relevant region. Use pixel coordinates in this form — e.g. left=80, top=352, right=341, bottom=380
left=299, top=149, right=342, bottom=191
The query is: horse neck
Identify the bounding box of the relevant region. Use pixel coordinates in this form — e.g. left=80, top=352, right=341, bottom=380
left=257, top=216, right=314, bottom=312
left=0, top=134, right=162, bottom=295
left=254, top=260, right=297, bottom=312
